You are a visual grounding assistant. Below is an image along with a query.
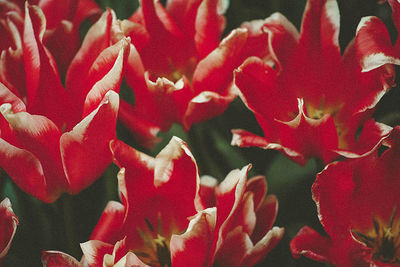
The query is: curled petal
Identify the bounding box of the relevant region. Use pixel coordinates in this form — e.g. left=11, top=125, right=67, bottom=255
left=0, top=198, right=18, bottom=262
left=0, top=82, right=25, bottom=113
left=41, top=251, right=82, bottom=267
left=183, top=90, right=235, bottom=130
left=290, top=226, right=331, bottom=263
left=231, top=129, right=305, bottom=165
left=245, top=176, right=267, bottom=211
left=241, top=226, right=284, bottom=266
left=81, top=240, right=114, bottom=267
left=355, top=16, right=400, bottom=72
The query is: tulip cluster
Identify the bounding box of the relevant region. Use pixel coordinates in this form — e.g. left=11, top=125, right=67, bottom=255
left=0, top=0, right=400, bottom=266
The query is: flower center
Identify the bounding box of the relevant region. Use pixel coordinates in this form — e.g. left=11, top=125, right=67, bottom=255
left=150, top=57, right=197, bottom=84
left=352, top=208, right=400, bottom=264
left=134, top=216, right=172, bottom=267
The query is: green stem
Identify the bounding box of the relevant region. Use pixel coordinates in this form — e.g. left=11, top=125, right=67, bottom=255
left=61, top=195, right=80, bottom=258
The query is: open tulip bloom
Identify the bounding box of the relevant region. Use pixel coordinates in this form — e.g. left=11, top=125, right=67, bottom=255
left=231, top=0, right=400, bottom=165
left=0, top=5, right=129, bottom=202
left=113, top=0, right=275, bottom=147
left=291, top=126, right=400, bottom=266
left=42, top=137, right=283, bottom=267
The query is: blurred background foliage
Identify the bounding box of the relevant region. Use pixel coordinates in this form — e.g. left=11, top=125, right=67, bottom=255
left=1, top=0, right=399, bottom=266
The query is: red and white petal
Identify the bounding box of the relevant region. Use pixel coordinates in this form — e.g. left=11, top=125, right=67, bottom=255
left=276, top=99, right=339, bottom=164
left=312, top=161, right=355, bottom=238
left=1, top=104, right=67, bottom=202
left=23, top=4, right=70, bottom=128
left=60, top=91, right=119, bottom=195
left=41, top=251, right=82, bottom=267
left=214, top=165, right=250, bottom=253
left=259, top=12, right=299, bottom=69
left=113, top=252, right=149, bottom=267
left=170, top=208, right=216, bottom=267
left=81, top=240, right=114, bottom=267
left=251, top=195, right=279, bottom=243
left=241, top=226, right=284, bottom=266
left=141, top=0, right=183, bottom=39
left=355, top=16, right=400, bottom=72
left=245, top=175, right=267, bottom=211
left=0, top=198, right=18, bottom=262
left=231, top=129, right=306, bottom=165
left=0, top=82, right=25, bottom=113
left=213, top=226, right=253, bottom=267
left=0, top=16, right=24, bottom=97
left=66, top=9, right=116, bottom=106
left=90, top=201, right=126, bottom=244
left=0, top=138, right=47, bottom=201
left=299, top=0, right=340, bottom=59
left=199, top=175, right=218, bottom=209
left=192, top=28, right=248, bottom=96
left=194, top=0, right=226, bottom=58
left=183, top=90, right=235, bottom=130
left=82, top=37, right=130, bottom=117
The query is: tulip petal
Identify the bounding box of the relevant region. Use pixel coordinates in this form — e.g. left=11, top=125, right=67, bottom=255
left=81, top=240, right=114, bottom=267
left=118, top=100, right=161, bottom=149
left=241, top=226, right=284, bottom=266
left=290, top=226, right=331, bottom=262
left=0, top=82, right=25, bottom=113
left=183, top=90, right=235, bottom=130
left=90, top=201, right=126, bottom=244
left=23, top=3, right=70, bottom=128
left=194, top=0, right=226, bottom=58
left=82, top=37, right=130, bottom=117
left=251, top=195, right=279, bottom=243
left=170, top=208, right=216, bottom=267
left=60, top=91, right=119, bottom=195
left=355, top=16, right=400, bottom=72
left=193, top=28, right=248, bottom=96
left=231, top=129, right=305, bottom=165
left=41, top=251, right=82, bottom=267
left=66, top=9, right=115, bottom=110
left=0, top=103, right=66, bottom=202
left=0, top=198, right=18, bottom=262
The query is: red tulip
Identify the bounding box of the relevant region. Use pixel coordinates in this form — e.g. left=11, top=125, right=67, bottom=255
left=42, top=137, right=282, bottom=266
left=291, top=126, right=400, bottom=266
left=115, top=0, right=263, bottom=147
left=0, top=0, right=100, bottom=76
left=232, top=0, right=399, bottom=165
left=171, top=169, right=284, bottom=266
left=0, top=6, right=130, bottom=202
left=0, top=198, right=18, bottom=264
